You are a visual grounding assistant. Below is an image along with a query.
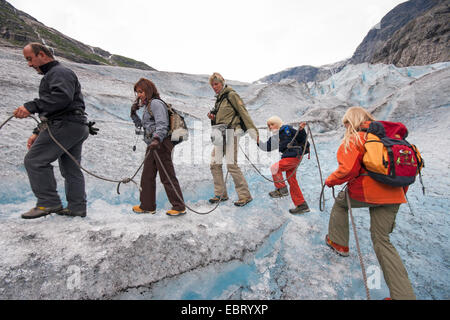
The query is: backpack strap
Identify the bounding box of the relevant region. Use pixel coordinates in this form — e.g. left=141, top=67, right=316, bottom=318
left=368, top=121, right=386, bottom=138
left=214, top=92, right=241, bottom=129
left=226, top=95, right=240, bottom=129
left=147, top=98, right=171, bottom=131
left=213, top=92, right=230, bottom=113
left=215, top=91, right=246, bottom=130
left=211, top=92, right=230, bottom=126
left=146, top=102, right=153, bottom=117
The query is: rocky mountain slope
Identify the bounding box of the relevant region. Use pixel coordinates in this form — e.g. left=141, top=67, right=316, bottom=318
left=371, top=0, right=450, bottom=66
left=0, top=0, right=155, bottom=70
left=350, top=0, right=440, bottom=65
left=259, top=0, right=448, bottom=84
left=257, top=59, right=348, bottom=85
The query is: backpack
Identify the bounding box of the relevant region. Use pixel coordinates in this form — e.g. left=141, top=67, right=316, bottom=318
left=149, top=99, right=189, bottom=145
left=362, top=121, right=424, bottom=188
left=284, top=125, right=310, bottom=156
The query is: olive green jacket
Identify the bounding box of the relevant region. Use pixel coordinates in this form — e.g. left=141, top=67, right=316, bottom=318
left=212, top=85, right=258, bottom=138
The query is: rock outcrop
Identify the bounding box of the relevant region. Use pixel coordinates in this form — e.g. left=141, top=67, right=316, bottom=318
left=370, top=0, right=450, bottom=67
left=0, top=0, right=155, bottom=70
left=350, top=0, right=440, bottom=64
left=259, top=0, right=448, bottom=84
left=257, top=59, right=348, bottom=84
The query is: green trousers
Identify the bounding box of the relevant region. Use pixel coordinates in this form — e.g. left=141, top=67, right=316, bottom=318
left=328, top=191, right=416, bottom=300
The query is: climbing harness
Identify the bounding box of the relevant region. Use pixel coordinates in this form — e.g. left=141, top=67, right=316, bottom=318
left=345, top=187, right=371, bottom=300
left=1, top=114, right=147, bottom=195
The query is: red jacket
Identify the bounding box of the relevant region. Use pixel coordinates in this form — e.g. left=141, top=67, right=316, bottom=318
left=325, top=125, right=406, bottom=204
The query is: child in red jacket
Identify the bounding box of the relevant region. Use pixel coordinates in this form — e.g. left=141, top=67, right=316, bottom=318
left=258, top=116, right=310, bottom=214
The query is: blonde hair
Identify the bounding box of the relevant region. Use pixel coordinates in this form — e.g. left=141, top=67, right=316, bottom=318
left=267, top=116, right=283, bottom=129
left=342, top=106, right=375, bottom=152
left=209, top=72, right=225, bottom=86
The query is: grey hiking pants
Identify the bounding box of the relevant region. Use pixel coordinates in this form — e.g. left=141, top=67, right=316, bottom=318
left=24, top=120, right=89, bottom=213
left=328, top=191, right=416, bottom=300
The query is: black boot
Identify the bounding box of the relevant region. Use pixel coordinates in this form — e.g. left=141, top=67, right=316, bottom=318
left=56, top=208, right=86, bottom=218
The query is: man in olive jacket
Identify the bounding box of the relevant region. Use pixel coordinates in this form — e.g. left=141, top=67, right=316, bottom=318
left=208, top=73, right=258, bottom=207
left=13, top=42, right=90, bottom=219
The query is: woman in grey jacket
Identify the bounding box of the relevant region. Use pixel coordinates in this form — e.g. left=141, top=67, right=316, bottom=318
left=130, top=78, right=186, bottom=216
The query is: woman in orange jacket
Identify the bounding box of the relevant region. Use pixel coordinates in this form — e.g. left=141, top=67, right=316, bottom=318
left=324, top=106, right=415, bottom=300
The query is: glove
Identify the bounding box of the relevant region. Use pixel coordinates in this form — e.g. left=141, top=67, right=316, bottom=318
left=325, top=177, right=334, bottom=188
left=130, top=102, right=140, bottom=116
left=88, top=121, right=99, bottom=135
left=149, top=138, right=160, bottom=150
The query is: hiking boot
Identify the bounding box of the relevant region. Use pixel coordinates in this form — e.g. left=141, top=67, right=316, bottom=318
left=234, top=198, right=253, bottom=207
left=209, top=195, right=229, bottom=204
left=56, top=208, right=87, bottom=218
left=269, top=187, right=289, bottom=198
left=21, top=205, right=63, bottom=219
left=325, top=235, right=349, bottom=257
left=289, top=202, right=311, bottom=214
left=132, top=205, right=156, bottom=214
left=166, top=209, right=186, bottom=217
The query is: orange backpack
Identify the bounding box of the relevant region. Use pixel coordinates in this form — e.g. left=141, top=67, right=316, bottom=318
left=362, top=121, right=424, bottom=190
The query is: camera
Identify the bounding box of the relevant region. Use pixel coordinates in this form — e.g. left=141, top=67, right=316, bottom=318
left=209, top=109, right=218, bottom=125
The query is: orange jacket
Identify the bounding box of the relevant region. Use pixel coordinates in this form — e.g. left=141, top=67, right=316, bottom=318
left=325, top=126, right=406, bottom=204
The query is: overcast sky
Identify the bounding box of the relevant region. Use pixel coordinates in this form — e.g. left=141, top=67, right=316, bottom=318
left=8, top=0, right=406, bottom=83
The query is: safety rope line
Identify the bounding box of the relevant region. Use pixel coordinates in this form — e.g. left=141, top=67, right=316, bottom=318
left=240, top=128, right=309, bottom=184
left=153, top=151, right=229, bottom=215
left=2, top=114, right=231, bottom=215
left=1, top=115, right=148, bottom=195
left=319, top=185, right=338, bottom=212
left=404, top=193, right=415, bottom=216
left=345, top=187, right=371, bottom=300
left=240, top=122, right=326, bottom=210
left=3, top=113, right=415, bottom=300
left=0, top=115, right=14, bottom=130
left=306, top=122, right=326, bottom=211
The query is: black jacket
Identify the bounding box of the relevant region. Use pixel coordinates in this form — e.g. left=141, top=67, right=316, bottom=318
left=258, top=125, right=308, bottom=159
left=24, top=61, right=86, bottom=119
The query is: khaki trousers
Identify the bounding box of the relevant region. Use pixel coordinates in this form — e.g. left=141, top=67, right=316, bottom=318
left=328, top=191, right=416, bottom=300
left=210, top=134, right=251, bottom=200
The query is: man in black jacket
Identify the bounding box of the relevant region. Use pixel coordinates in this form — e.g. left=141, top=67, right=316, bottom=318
left=13, top=42, right=90, bottom=219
